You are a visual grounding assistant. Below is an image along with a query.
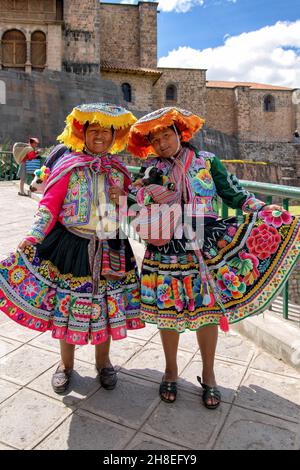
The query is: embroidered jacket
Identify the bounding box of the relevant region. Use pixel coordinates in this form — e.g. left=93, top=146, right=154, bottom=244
left=132, top=148, right=265, bottom=218
left=25, top=152, right=130, bottom=244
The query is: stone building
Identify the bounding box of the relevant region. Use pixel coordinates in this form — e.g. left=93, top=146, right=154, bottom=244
left=0, top=0, right=299, bottom=156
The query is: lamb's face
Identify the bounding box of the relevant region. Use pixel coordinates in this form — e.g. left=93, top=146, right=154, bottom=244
left=29, top=174, right=46, bottom=193
left=142, top=166, right=164, bottom=186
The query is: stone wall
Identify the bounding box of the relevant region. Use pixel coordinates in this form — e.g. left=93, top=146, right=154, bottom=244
left=239, top=141, right=300, bottom=187
left=100, top=2, right=158, bottom=69
left=100, top=4, right=140, bottom=67
left=101, top=71, right=155, bottom=113
left=138, top=2, right=158, bottom=69
left=63, top=0, right=100, bottom=74
left=154, top=68, right=206, bottom=116
left=248, top=90, right=294, bottom=142
left=206, top=87, right=237, bottom=135
left=206, top=85, right=296, bottom=143
left=0, top=69, right=123, bottom=146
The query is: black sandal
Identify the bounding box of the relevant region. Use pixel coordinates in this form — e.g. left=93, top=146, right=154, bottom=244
left=197, top=376, right=221, bottom=410
left=51, top=366, right=72, bottom=394
left=159, top=380, right=177, bottom=403
left=97, top=366, right=118, bottom=390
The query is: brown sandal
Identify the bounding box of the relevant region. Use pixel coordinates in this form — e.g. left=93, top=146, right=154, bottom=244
left=51, top=366, right=72, bottom=394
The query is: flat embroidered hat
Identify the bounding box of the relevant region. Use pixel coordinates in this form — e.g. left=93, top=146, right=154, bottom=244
left=127, top=106, right=205, bottom=158
left=57, top=103, right=137, bottom=154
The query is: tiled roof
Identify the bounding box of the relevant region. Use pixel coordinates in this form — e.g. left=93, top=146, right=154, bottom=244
left=101, top=61, right=162, bottom=76
left=206, top=80, right=294, bottom=91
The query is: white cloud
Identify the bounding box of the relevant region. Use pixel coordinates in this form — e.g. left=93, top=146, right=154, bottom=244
left=120, top=0, right=236, bottom=13
left=120, top=0, right=216, bottom=13
left=158, top=20, right=300, bottom=87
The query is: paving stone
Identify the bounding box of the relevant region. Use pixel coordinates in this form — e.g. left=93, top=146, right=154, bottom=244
left=0, top=337, right=22, bottom=359
left=214, top=405, right=299, bottom=450
left=179, top=358, right=247, bottom=403
left=235, top=370, right=300, bottom=422
left=142, top=390, right=230, bottom=449
left=0, top=344, right=60, bottom=385
left=0, top=320, right=42, bottom=343
left=0, top=311, right=9, bottom=325
left=0, top=442, right=16, bottom=449
left=29, top=360, right=100, bottom=406
left=151, top=329, right=199, bottom=353
left=80, top=373, right=158, bottom=429
left=251, top=350, right=300, bottom=378
left=125, top=433, right=187, bottom=450
left=216, top=330, right=255, bottom=363
left=28, top=331, right=66, bottom=353
left=0, top=389, right=71, bottom=449
left=35, top=410, right=135, bottom=450
left=124, top=342, right=193, bottom=383
left=128, top=322, right=159, bottom=341
left=75, top=337, right=146, bottom=369
left=0, top=378, right=21, bottom=404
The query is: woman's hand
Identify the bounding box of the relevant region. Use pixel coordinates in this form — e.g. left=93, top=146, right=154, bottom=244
left=262, top=204, right=283, bottom=211
left=108, top=186, right=125, bottom=205
left=18, top=239, right=33, bottom=251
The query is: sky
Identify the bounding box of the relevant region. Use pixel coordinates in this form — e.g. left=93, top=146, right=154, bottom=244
left=106, top=0, right=300, bottom=88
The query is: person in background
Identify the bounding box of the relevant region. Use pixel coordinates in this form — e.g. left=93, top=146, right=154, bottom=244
left=17, top=137, right=41, bottom=196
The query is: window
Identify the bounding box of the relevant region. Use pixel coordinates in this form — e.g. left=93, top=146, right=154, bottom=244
left=166, top=84, right=177, bottom=102
left=263, top=94, right=275, bottom=112
left=1, top=29, right=26, bottom=70
left=121, top=83, right=132, bottom=103
left=31, top=31, right=46, bottom=70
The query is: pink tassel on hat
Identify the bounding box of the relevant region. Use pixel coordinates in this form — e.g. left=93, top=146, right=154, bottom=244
left=219, top=315, right=229, bottom=333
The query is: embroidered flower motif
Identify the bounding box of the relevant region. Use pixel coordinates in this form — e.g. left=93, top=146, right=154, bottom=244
left=227, top=226, right=237, bottom=237
left=127, top=287, right=140, bottom=308
left=192, top=277, right=203, bottom=307
left=9, top=266, right=27, bottom=285
left=192, top=169, right=214, bottom=196
left=217, top=239, right=228, bottom=249
left=216, top=266, right=246, bottom=299
left=0, top=298, right=7, bottom=308
left=228, top=251, right=260, bottom=286
left=59, top=295, right=71, bottom=317
left=141, top=273, right=156, bottom=305
left=0, top=253, right=18, bottom=270
left=91, top=303, right=101, bottom=320
left=246, top=223, right=281, bottom=260
left=108, top=298, right=118, bottom=318
left=157, top=275, right=174, bottom=309
left=259, top=209, right=293, bottom=228
left=20, top=277, right=39, bottom=298
left=41, top=290, right=56, bottom=310
left=7, top=306, right=17, bottom=316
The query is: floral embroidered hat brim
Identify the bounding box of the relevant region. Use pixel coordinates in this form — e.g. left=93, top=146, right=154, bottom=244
left=127, top=106, right=205, bottom=159
left=57, top=103, right=137, bottom=154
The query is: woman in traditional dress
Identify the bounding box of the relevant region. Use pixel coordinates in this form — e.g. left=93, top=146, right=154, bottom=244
left=0, top=103, right=144, bottom=393
left=127, top=106, right=300, bottom=409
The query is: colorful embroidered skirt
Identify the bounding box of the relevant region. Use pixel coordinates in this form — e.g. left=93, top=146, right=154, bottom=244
left=0, top=223, right=143, bottom=345
left=140, top=211, right=300, bottom=332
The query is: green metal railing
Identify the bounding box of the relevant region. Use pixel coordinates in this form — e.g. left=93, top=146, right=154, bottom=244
left=126, top=165, right=300, bottom=322
left=0, top=151, right=16, bottom=181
